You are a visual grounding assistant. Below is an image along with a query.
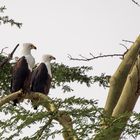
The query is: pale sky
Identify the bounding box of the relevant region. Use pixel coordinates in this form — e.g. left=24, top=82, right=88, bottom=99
left=0, top=0, right=140, bottom=140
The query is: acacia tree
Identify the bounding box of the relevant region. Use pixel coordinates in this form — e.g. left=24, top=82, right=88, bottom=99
left=1, top=3, right=140, bottom=140
left=1, top=37, right=140, bottom=140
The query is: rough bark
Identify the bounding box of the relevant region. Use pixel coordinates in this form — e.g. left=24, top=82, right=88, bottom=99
left=94, top=56, right=140, bottom=140
left=94, top=35, right=140, bottom=140
left=104, top=35, right=140, bottom=116
left=109, top=56, right=140, bottom=139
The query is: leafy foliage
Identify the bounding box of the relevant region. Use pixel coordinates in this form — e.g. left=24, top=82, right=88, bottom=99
left=0, top=6, right=22, bottom=28
left=94, top=112, right=140, bottom=140
left=0, top=55, right=12, bottom=95
left=0, top=54, right=110, bottom=95
left=52, top=62, right=93, bottom=92
left=0, top=53, right=111, bottom=139
left=0, top=53, right=138, bottom=140
left=0, top=97, right=102, bottom=140
left=93, top=73, right=110, bottom=88
left=0, top=97, right=140, bottom=140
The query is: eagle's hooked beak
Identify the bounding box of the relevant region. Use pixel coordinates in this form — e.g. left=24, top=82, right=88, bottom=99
left=52, top=56, right=56, bottom=60
left=31, top=44, right=37, bottom=50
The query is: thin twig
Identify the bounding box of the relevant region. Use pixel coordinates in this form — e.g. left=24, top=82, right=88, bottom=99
left=122, top=39, right=134, bottom=44
left=0, top=47, right=8, bottom=54
left=0, top=6, right=6, bottom=13
left=68, top=53, right=123, bottom=61
left=37, top=117, right=53, bottom=140
left=0, top=44, right=19, bottom=68
left=132, top=0, right=140, bottom=6
left=119, top=43, right=128, bottom=51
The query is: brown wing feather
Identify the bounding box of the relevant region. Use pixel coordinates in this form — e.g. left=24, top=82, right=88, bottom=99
left=31, top=63, right=52, bottom=109
left=11, top=56, right=31, bottom=105
left=31, top=63, right=51, bottom=95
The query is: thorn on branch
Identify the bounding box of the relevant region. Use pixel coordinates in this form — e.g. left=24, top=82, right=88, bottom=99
left=132, top=0, right=140, bottom=6
left=89, top=53, right=95, bottom=58
left=79, top=54, right=89, bottom=60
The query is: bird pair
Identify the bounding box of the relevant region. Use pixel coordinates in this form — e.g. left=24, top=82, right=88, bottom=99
left=11, top=43, right=55, bottom=108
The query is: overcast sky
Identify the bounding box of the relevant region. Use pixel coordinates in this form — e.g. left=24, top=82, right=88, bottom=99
left=0, top=0, right=140, bottom=139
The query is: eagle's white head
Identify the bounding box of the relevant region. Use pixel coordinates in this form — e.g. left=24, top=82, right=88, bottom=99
left=21, top=43, right=37, bottom=55
left=42, top=54, right=56, bottom=77
left=21, top=43, right=37, bottom=71
left=42, top=54, right=56, bottom=63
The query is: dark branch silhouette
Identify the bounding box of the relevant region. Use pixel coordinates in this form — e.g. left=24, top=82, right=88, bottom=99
left=122, top=39, right=134, bottom=44
left=0, top=6, right=6, bottom=13
left=132, top=0, right=140, bottom=6
left=68, top=53, right=123, bottom=61
left=0, top=47, right=8, bottom=54
left=0, top=16, right=22, bottom=28
left=0, top=44, right=19, bottom=68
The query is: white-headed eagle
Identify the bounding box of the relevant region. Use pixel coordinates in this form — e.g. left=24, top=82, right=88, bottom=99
left=11, top=43, right=37, bottom=106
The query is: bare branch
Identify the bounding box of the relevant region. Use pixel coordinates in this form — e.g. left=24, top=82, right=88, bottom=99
left=0, top=47, right=8, bottom=54
left=0, top=44, right=19, bottom=68
left=0, top=5, right=22, bottom=28
left=132, top=0, right=140, bottom=6
left=122, top=39, right=134, bottom=44
left=68, top=53, right=123, bottom=61
left=119, top=43, right=128, bottom=51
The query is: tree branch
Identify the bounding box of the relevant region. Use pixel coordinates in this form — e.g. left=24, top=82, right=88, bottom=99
left=68, top=53, right=123, bottom=61
left=0, top=47, right=8, bottom=54
left=0, top=91, right=79, bottom=140
left=0, top=16, right=22, bottom=28
left=104, top=35, right=140, bottom=116
left=0, top=6, right=6, bottom=13
left=122, top=39, right=134, bottom=44
left=0, top=44, right=19, bottom=68
left=132, top=0, right=140, bottom=6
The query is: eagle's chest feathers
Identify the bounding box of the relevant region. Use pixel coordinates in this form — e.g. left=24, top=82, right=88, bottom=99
left=25, top=55, right=35, bottom=71
left=45, top=62, right=52, bottom=78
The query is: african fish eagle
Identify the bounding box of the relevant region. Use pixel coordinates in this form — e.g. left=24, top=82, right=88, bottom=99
left=31, top=54, right=55, bottom=109
left=11, top=43, right=37, bottom=106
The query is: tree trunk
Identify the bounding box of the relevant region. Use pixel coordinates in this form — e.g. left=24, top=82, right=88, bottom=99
left=94, top=35, right=140, bottom=140
left=104, top=35, right=140, bottom=116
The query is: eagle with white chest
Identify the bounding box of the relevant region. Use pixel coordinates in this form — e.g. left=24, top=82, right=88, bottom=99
left=11, top=43, right=37, bottom=106
left=31, top=54, right=55, bottom=109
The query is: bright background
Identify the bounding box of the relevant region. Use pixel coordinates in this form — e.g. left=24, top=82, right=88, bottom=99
left=0, top=0, right=140, bottom=139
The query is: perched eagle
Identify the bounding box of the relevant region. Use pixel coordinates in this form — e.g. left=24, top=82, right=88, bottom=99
left=31, top=54, right=55, bottom=109
left=11, top=43, right=37, bottom=106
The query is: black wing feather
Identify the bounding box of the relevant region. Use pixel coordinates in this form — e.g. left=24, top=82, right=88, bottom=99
left=11, top=56, right=30, bottom=105
left=31, top=63, right=50, bottom=94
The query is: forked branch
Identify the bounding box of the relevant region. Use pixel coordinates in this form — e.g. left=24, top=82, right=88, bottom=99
left=132, top=0, right=140, bottom=6
left=68, top=53, right=123, bottom=61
